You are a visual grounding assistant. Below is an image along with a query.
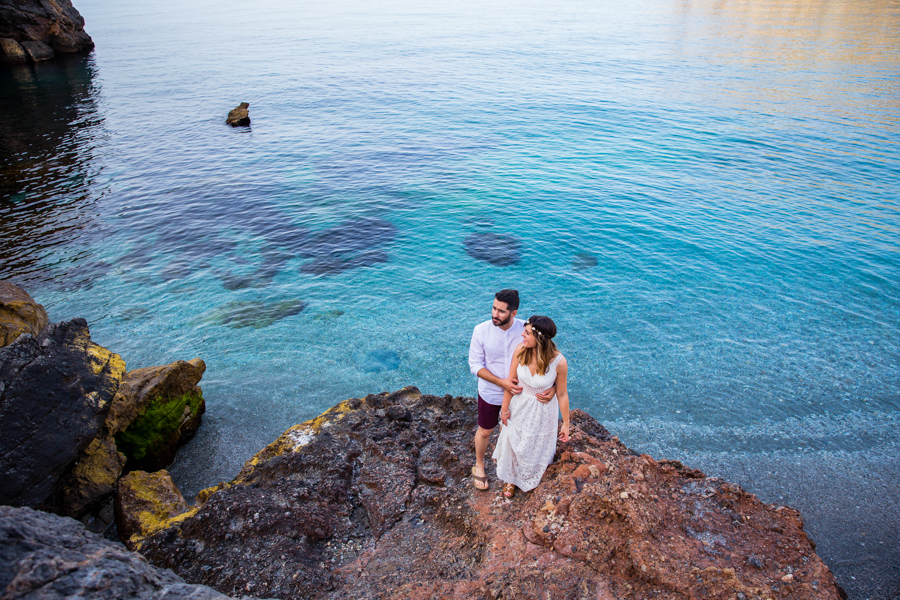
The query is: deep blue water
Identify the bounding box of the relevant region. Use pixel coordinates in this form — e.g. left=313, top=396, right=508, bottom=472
left=1, top=0, right=899, bottom=596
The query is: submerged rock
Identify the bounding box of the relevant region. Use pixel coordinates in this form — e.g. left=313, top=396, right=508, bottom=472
left=120, top=387, right=843, bottom=600
left=0, top=318, right=125, bottom=510
left=0, top=279, right=49, bottom=346
left=301, top=249, right=389, bottom=276
left=352, top=349, right=401, bottom=372
left=226, top=102, right=250, bottom=126
left=0, top=505, right=267, bottom=600
left=464, top=232, right=521, bottom=266
left=110, top=358, right=207, bottom=472
left=572, top=251, right=598, bottom=270
left=199, top=299, right=306, bottom=329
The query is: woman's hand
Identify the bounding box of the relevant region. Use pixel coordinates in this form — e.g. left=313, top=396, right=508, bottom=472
left=558, top=423, right=570, bottom=443
left=500, top=409, right=510, bottom=426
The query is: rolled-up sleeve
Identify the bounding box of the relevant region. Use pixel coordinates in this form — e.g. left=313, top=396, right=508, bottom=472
left=469, top=326, right=485, bottom=376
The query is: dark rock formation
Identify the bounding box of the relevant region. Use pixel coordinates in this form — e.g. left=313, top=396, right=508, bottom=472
left=0, top=280, right=49, bottom=347
left=0, top=505, right=268, bottom=600
left=226, top=102, right=250, bottom=126
left=119, top=387, right=844, bottom=600
left=465, top=232, right=521, bottom=266
left=0, top=318, right=125, bottom=511
left=0, top=0, right=93, bottom=62
left=110, top=358, right=207, bottom=472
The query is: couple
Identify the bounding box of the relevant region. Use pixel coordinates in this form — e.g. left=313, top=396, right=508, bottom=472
left=468, top=289, right=570, bottom=498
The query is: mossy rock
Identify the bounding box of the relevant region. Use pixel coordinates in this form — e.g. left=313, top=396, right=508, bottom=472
left=115, top=389, right=205, bottom=472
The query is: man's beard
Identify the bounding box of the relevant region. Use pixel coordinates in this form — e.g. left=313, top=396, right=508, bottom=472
left=493, top=315, right=510, bottom=327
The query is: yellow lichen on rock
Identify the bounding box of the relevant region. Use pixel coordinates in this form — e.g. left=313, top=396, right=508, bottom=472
left=0, top=281, right=49, bottom=347
left=55, top=436, right=126, bottom=517
left=115, top=470, right=196, bottom=550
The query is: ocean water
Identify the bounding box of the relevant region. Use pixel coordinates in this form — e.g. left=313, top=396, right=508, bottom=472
left=1, top=0, right=898, bottom=596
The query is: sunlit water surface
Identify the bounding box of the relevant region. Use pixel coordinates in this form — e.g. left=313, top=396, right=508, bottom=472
left=1, top=0, right=898, bottom=597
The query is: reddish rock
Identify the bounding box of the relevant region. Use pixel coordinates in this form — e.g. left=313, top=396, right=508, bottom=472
left=120, top=387, right=845, bottom=600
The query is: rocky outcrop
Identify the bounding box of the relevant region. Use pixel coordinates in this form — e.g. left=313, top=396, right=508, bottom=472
left=0, top=505, right=268, bottom=600
left=0, top=299, right=207, bottom=527
left=0, top=280, right=49, bottom=347
left=226, top=102, right=250, bottom=126
left=109, top=358, right=207, bottom=472
left=0, top=0, right=93, bottom=63
left=0, top=318, right=125, bottom=511
left=120, top=387, right=845, bottom=600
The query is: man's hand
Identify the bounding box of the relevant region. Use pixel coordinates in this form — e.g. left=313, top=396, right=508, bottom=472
left=535, top=383, right=557, bottom=404
left=501, top=377, right=522, bottom=396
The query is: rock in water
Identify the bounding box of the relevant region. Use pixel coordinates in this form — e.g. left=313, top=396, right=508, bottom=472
left=464, top=232, right=521, bottom=266
left=0, top=319, right=125, bottom=510
left=226, top=102, right=250, bottom=126
left=120, top=387, right=844, bottom=600
left=20, top=39, right=53, bottom=61
left=0, top=37, right=27, bottom=63
left=0, top=0, right=94, bottom=56
left=0, top=280, right=49, bottom=346
left=0, top=505, right=267, bottom=600
left=109, top=358, right=207, bottom=472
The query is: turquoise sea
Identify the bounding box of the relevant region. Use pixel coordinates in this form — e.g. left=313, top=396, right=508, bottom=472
left=1, top=0, right=898, bottom=596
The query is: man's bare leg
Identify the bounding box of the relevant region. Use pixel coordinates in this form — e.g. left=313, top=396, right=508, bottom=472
left=473, top=426, right=493, bottom=489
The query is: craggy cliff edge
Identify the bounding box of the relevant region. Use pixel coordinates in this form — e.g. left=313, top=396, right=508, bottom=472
left=0, top=0, right=93, bottom=63
left=120, top=388, right=846, bottom=600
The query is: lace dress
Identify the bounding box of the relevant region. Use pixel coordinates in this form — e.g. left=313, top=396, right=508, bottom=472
left=492, top=353, right=564, bottom=492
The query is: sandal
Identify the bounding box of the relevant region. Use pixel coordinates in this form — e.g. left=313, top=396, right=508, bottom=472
left=471, top=466, right=489, bottom=491
left=503, top=483, right=516, bottom=498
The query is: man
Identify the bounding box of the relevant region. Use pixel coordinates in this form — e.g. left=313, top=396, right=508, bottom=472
left=468, top=289, right=553, bottom=490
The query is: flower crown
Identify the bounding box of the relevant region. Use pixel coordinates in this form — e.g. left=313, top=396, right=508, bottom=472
left=525, top=320, right=545, bottom=337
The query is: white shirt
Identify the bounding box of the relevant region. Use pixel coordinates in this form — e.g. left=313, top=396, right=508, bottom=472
left=468, top=317, right=525, bottom=405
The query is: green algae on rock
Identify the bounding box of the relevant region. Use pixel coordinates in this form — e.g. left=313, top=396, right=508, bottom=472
left=115, top=390, right=204, bottom=471
left=110, top=359, right=207, bottom=472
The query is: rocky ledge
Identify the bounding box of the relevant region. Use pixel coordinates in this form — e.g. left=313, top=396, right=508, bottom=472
left=119, top=387, right=845, bottom=600
left=0, top=0, right=93, bottom=63
left=0, top=505, right=268, bottom=600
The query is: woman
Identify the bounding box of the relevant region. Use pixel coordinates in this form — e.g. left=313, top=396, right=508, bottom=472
left=492, top=315, right=570, bottom=498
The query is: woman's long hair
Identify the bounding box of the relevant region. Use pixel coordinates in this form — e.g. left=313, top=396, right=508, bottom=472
left=519, top=315, right=559, bottom=375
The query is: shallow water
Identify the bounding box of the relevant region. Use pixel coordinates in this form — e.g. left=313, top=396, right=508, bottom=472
left=1, top=0, right=898, bottom=596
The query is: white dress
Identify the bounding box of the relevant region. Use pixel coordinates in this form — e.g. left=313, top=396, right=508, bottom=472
left=492, top=353, right=564, bottom=492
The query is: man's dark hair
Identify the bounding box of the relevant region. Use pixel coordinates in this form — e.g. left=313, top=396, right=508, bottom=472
left=495, top=289, right=519, bottom=311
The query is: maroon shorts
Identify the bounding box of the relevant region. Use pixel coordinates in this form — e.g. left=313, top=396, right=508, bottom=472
left=477, top=395, right=502, bottom=430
